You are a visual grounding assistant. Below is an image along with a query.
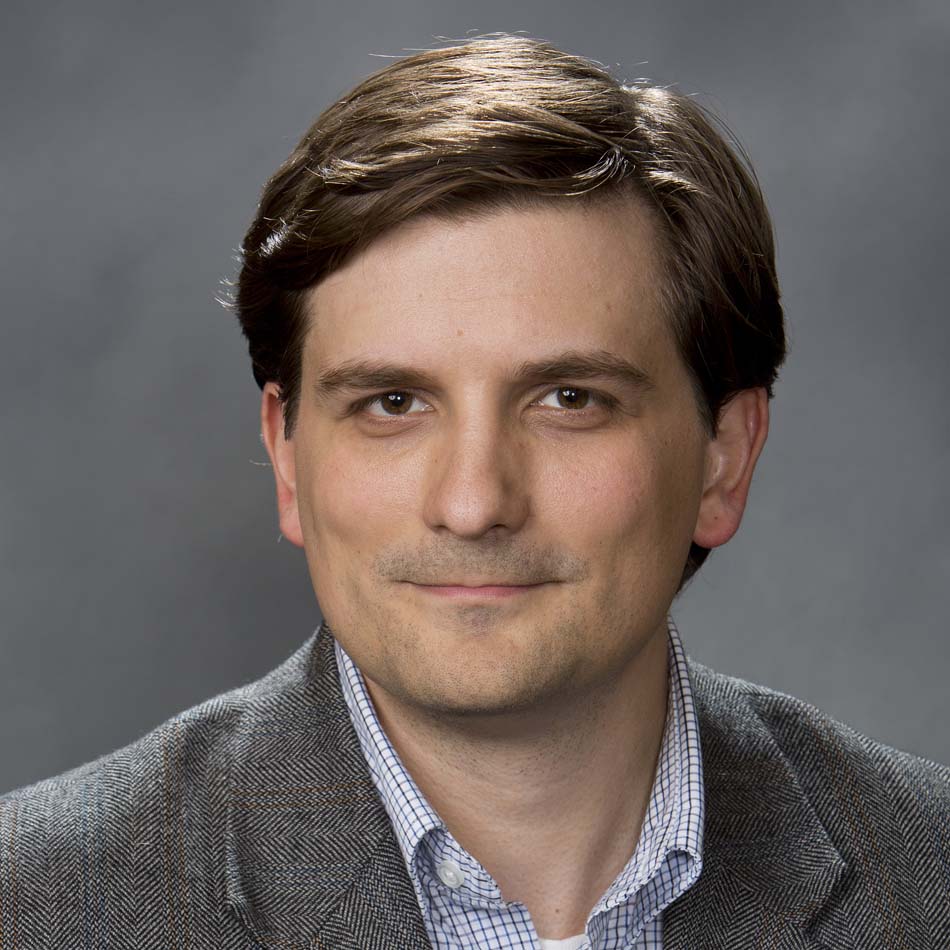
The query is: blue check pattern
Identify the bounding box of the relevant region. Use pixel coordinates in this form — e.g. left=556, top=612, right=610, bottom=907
left=335, top=615, right=704, bottom=950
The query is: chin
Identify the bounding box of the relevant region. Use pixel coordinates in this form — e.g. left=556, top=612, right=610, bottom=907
left=396, top=645, right=581, bottom=717
left=404, top=681, right=562, bottom=720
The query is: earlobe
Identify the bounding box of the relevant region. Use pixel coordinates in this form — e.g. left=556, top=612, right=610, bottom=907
left=259, top=383, right=306, bottom=548
left=692, top=388, right=770, bottom=550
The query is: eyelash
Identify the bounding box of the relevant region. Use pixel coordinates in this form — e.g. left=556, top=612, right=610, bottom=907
left=347, top=386, right=620, bottom=419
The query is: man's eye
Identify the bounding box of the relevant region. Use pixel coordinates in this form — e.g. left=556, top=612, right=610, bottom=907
left=350, top=386, right=615, bottom=419
left=536, top=386, right=602, bottom=411
left=356, top=392, right=430, bottom=416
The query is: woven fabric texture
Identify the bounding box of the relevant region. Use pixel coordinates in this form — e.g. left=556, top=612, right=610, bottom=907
left=1, top=622, right=948, bottom=949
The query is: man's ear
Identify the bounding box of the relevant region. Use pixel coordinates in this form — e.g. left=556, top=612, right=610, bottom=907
left=260, top=382, right=305, bottom=548
left=692, top=387, right=770, bottom=550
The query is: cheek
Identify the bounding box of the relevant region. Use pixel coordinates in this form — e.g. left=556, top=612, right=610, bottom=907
left=296, top=441, right=398, bottom=625
left=541, top=436, right=700, bottom=567
left=303, top=439, right=418, bottom=548
left=542, top=441, right=648, bottom=535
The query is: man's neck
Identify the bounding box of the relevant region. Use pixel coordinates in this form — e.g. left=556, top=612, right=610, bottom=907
left=364, top=623, right=670, bottom=940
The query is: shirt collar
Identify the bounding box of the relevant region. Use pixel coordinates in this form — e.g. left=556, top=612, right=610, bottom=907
left=335, top=636, right=443, bottom=869
left=335, top=615, right=704, bottom=906
left=596, top=615, right=704, bottom=912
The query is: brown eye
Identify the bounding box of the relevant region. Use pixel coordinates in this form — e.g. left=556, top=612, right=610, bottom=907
left=378, top=392, right=413, bottom=414
left=554, top=387, right=591, bottom=409
left=357, top=391, right=431, bottom=417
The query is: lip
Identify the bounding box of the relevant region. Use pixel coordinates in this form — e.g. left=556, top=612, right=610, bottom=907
left=407, top=582, right=550, bottom=600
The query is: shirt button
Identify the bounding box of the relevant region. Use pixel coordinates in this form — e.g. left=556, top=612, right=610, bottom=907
left=436, top=859, right=465, bottom=889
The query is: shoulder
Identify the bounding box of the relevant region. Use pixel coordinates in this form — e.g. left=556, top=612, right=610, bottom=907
left=0, top=632, right=322, bottom=935
left=0, top=672, right=244, bottom=871
left=2, top=629, right=321, bottom=810
left=0, top=687, right=234, bottom=940
left=688, top=658, right=950, bottom=866
left=689, top=658, right=949, bottom=785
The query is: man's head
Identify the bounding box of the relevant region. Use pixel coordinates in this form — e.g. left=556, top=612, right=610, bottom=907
left=237, top=35, right=785, bottom=596
left=241, top=35, right=783, bottom=718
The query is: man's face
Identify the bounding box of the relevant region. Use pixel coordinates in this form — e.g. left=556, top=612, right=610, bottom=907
left=266, top=199, right=726, bottom=718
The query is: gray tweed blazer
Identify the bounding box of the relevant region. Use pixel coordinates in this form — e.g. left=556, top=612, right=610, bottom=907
left=1, top=622, right=948, bottom=949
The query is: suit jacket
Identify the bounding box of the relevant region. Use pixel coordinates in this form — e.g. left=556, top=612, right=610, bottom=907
left=1, top=622, right=948, bottom=949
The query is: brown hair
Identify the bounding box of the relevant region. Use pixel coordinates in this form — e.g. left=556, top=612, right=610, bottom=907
left=232, top=33, right=787, bottom=593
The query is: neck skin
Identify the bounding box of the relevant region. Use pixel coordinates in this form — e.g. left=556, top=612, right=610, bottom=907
left=363, top=621, right=670, bottom=941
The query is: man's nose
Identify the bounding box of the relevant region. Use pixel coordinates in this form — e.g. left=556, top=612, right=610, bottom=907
left=421, top=416, right=530, bottom=539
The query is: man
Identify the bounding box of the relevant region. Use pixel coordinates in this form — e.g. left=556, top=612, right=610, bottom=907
left=1, top=33, right=947, bottom=950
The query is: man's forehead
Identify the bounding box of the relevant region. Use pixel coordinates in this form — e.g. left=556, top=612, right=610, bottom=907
left=303, top=199, right=669, bottom=365
left=310, top=198, right=662, bottom=305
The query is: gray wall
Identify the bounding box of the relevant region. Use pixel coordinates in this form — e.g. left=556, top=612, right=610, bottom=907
left=2, top=0, right=947, bottom=795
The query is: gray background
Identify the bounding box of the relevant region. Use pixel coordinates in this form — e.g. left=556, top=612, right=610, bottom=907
left=2, top=0, right=947, bottom=795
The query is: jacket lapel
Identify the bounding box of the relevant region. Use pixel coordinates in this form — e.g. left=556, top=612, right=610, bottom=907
left=663, top=661, right=848, bottom=950
left=224, top=623, right=432, bottom=949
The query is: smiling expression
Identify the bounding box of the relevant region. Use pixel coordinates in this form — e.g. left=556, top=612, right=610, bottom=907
left=263, top=197, right=729, bottom=718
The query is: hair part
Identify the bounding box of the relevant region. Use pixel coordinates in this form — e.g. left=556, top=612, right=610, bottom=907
left=231, top=33, right=787, bottom=594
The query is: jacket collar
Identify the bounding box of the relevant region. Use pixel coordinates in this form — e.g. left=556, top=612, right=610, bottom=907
left=225, top=625, right=847, bottom=949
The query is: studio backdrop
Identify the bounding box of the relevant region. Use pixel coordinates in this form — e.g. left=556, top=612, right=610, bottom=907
left=1, top=0, right=947, bottom=794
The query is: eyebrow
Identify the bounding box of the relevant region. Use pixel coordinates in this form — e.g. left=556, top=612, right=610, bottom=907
left=312, top=349, right=656, bottom=400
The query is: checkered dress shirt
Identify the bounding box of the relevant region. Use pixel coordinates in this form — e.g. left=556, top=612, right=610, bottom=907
left=335, top=616, right=704, bottom=949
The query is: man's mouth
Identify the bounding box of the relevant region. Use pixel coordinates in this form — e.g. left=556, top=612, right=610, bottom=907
left=407, top=581, right=550, bottom=600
